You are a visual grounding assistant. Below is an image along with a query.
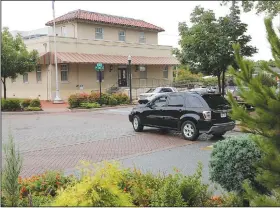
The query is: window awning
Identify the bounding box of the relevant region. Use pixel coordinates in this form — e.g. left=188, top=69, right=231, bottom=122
left=39, top=52, right=179, bottom=65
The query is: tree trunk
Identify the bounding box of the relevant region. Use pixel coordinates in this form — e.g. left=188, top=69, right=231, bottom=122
left=222, top=69, right=226, bottom=97
left=2, top=78, right=7, bottom=99
left=217, top=74, right=221, bottom=93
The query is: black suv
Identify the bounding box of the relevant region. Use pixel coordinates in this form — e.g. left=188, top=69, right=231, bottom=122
left=128, top=92, right=235, bottom=141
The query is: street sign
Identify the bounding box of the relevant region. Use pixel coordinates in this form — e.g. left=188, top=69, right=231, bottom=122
left=95, top=63, right=104, bottom=71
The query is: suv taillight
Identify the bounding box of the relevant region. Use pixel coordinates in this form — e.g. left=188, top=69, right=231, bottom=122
left=203, top=111, right=211, bottom=121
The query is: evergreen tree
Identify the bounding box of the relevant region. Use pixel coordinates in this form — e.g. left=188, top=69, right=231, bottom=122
left=227, top=17, right=280, bottom=206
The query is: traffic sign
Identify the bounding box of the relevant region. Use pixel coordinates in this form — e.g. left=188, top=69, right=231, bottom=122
left=95, top=63, right=104, bottom=71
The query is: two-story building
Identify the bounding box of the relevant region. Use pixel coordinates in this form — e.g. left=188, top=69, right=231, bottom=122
left=5, top=9, right=179, bottom=101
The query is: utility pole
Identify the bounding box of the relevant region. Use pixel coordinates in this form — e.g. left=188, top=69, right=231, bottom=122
left=128, top=55, right=132, bottom=104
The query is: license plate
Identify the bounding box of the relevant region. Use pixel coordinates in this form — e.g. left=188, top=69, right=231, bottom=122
left=221, top=113, right=227, bottom=118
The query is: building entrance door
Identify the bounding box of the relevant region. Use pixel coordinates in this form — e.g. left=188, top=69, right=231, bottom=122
left=118, top=67, right=128, bottom=87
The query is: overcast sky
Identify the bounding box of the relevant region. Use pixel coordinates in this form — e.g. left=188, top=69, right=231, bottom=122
left=2, top=1, right=280, bottom=61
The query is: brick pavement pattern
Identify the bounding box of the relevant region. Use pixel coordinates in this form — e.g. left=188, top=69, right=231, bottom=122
left=2, top=110, right=194, bottom=177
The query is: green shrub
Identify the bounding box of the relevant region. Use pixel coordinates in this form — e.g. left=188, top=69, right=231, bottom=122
left=88, top=92, right=100, bottom=103
left=51, top=161, right=133, bottom=206
left=80, top=102, right=101, bottom=109
left=178, top=163, right=212, bottom=206
left=1, top=98, right=21, bottom=111
left=112, top=93, right=129, bottom=105
left=20, top=99, right=32, bottom=108
left=108, top=97, right=118, bottom=106
left=68, top=94, right=80, bottom=108
left=209, top=135, right=262, bottom=193
left=150, top=175, right=186, bottom=207
left=29, top=99, right=41, bottom=108
left=24, top=106, right=41, bottom=111
left=120, top=167, right=164, bottom=206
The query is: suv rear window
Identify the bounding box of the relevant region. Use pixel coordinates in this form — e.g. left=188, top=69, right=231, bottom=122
left=202, top=94, right=230, bottom=109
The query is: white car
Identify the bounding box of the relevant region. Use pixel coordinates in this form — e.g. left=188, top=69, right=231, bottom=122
left=138, top=87, right=178, bottom=103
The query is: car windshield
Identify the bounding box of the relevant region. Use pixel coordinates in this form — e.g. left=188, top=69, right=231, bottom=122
left=146, top=88, right=156, bottom=93
left=202, top=94, right=230, bottom=109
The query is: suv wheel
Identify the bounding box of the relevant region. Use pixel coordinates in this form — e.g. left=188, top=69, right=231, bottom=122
left=181, top=121, right=199, bottom=141
left=132, top=115, right=144, bottom=132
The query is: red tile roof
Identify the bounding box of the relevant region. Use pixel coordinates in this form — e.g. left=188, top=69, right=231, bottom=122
left=45, top=9, right=164, bottom=32
left=39, top=52, right=179, bottom=65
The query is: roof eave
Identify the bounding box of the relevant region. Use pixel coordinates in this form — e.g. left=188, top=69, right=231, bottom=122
left=45, top=18, right=165, bottom=32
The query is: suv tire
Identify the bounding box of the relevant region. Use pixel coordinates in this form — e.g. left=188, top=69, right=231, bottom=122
left=132, top=115, right=144, bottom=132
left=181, top=121, right=199, bottom=141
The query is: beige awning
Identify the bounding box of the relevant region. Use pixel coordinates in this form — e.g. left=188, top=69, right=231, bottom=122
left=39, top=52, right=179, bottom=65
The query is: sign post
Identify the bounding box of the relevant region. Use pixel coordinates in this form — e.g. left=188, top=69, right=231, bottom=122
left=95, top=63, right=104, bottom=105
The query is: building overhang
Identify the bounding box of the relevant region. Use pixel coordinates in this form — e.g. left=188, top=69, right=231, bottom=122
left=39, top=52, right=179, bottom=65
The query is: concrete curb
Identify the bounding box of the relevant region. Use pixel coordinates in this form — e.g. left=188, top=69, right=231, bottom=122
left=2, top=105, right=136, bottom=115
left=69, top=104, right=136, bottom=112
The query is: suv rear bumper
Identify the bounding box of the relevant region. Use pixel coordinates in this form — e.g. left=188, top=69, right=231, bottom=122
left=206, top=121, right=235, bottom=134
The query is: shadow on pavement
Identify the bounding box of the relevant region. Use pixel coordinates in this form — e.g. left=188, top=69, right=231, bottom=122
left=139, top=127, right=227, bottom=142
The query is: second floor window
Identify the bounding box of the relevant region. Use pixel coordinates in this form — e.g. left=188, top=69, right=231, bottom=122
left=36, top=66, right=42, bottom=82
left=119, top=31, right=125, bottom=42
left=95, top=28, right=104, bottom=40
left=139, top=32, right=146, bottom=44
left=61, top=64, right=69, bottom=82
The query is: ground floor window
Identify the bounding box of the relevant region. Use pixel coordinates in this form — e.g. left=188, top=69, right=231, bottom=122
left=36, top=66, right=42, bottom=82
left=96, top=70, right=104, bottom=81
left=23, top=73, right=28, bottom=83
left=61, top=64, right=69, bottom=82
left=163, top=65, right=168, bottom=79
left=139, top=65, right=147, bottom=79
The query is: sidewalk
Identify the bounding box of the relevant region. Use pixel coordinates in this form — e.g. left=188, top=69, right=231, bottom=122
left=40, top=100, right=70, bottom=112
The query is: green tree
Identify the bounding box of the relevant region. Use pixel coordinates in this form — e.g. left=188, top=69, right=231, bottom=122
left=2, top=132, right=23, bottom=207
left=174, top=4, right=257, bottom=95
left=227, top=18, right=280, bottom=206
left=222, top=0, right=280, bottom=17
left=1, top=27, right=39, bottom=99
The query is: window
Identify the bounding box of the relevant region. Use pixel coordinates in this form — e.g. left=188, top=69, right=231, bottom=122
left=139, top=32, right=146, bottom=43
left=36, top=66, right=42, bottom=82
left=202, top=94, right=230, bottom=109
left=119, top=30, right=125, bottom=42
left=61, top=64, right=69, bottom=82
left=23, top=73, right=28, bottom=83
left=95, top=28, right=104, bottom=40
left=96, top=70, right=105, bottom=81
left=153, top=96, right=167, bottom=108
left=168, top=95, right=184, bottom=107
left=187, top=95, right=204, bottom=108
left=163, top=65, right=168, bottom=79
left=139, top=66, right=147, bottom=79
left=159, top=88, right=173, bottom=93
left=61, top=26, right=67, bottom=37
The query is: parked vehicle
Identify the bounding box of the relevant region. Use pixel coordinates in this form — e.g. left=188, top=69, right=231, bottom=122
left=138, top=87, right=178, bottom=103
left=189, top=86, right=208, bottom=94
left=129, top=92, right=235, bottom=141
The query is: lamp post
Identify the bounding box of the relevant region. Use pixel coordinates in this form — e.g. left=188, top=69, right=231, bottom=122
left=128, top=55, right=132, bottom=104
